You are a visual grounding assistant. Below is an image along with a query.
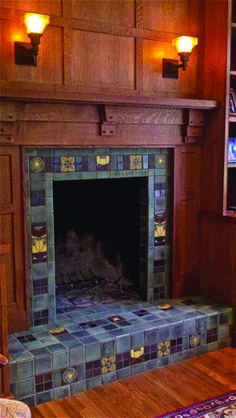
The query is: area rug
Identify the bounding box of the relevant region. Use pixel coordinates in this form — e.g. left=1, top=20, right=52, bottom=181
left=157, top=391, right=236, bottom=417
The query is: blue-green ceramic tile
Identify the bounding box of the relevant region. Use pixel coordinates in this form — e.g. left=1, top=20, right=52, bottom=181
left=101, top=339, right=115, bottom=356
left=194, top=345, right=207, bottom=356
left=101, top=371, right=116, bottom=385
left=36, top=390, right=53, bottom=405
left=17, top=359, right=34, bottom=380
left=54, top=385, right=70, bottom=399
left=16, top=377, right=35, bottom=398
left=34, top=294, right=49, bottom=311
left=85, top=342, right=100, bottom=362
left=207, top=342, right=218, bottom=352
left=170, top=352, right=184, bottom=364
left=116, top=367, right=130, bottom=380
left=70, top=380, right=86, bottom=394
left=130, top=330, right=144, bottom=349
left=206, top=314, right=218, bottom=329
left=183, top=318, right=196, bottom=335
left=218, top=325, right=230, bottom=339
left=19, top=395, right=36, bottom=407
left=52, top=350, right=69, bottom=370
left=53, top=371, right=61, bottom=387
left=156, top=325, right=170, bottom=342
left=115, top=334, right=130, bottom=354
left=35, top=354, right=52, bottom=375
left=32, top=263, right=48, bottom=279
left=86, top=376, right=101, bottom=390
left=9, top=360, right=16, bottom=383
left=130, top=363, right=145, bottom=375
left=218, top=337, right=231, bottom=349
left=170, top=322, right=183, bottom=339
left=144, top=328, right=157, bottom=346
left=145, top=358, right=158, bottom=371
left=195, top=317, right=207, bottom=331
left=31, top=206, right=46, bottom=222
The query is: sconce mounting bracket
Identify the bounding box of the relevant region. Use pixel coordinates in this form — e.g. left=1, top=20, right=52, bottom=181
left=15, top=42, right=37, bottom=66
left=162, top=59, right=179, bottom=79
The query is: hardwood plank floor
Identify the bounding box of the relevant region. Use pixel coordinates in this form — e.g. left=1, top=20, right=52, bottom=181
left=31, top=347, right=236, bottom=417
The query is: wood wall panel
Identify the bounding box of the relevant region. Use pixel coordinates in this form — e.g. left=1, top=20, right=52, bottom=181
left=0, top=20, right=63, bottom=84
left=71, top=0, right=135, bottom=27
left=0, top=147, right=27, bottom=333
left=0, top=0, right=204, bottom=99
left=0, top=0, right=62, bottom=16
left=71, top=30, right=135, bottom=89
left=200, top=216, right=236, bottom=307
left=143, top=0, right=200, bottom=35
left=143, top=38, right=198, bottom=96
left=173, top=146, right=201, bottom=297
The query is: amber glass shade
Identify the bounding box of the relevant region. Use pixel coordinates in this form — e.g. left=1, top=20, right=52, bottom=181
left=172, top=36, right=198, bottom=54
left=24, top=13, right=50, bottom=34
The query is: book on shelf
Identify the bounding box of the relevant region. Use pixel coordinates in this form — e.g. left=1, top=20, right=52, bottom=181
left=229, top=88, right=236, bottom=115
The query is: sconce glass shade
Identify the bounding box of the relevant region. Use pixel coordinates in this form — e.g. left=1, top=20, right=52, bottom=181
left=24, top=13, right=50, bottom=34
left=172, top=36, right=198, bottom=54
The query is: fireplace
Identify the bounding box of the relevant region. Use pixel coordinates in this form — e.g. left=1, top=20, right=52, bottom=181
left=26, top=147, right=173, bottom=327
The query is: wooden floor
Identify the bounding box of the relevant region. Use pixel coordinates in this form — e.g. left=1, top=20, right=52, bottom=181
left=31, top=347, right=236, bottom=418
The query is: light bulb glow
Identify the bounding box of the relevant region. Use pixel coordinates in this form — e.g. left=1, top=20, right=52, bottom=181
left=24, top=13, right=50, bottom=34
left=172, top=36, right=198, bottom=54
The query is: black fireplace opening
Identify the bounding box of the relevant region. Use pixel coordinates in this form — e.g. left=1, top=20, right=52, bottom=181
left=53, top=177, right=148, bottom=307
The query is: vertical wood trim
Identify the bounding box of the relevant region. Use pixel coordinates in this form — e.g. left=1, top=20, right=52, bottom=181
left=135, top=0, right=144, bottom=91
left=21, top=147, right=30, bottom=330
left=63, top=26, right=73, bottom=86
left=0, top=243, right=10, bottom=397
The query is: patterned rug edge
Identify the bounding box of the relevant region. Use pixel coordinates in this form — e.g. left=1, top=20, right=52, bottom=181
left=155, top=390, right=236, bottom=417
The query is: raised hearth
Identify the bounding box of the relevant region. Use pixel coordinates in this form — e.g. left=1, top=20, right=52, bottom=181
left=9, top=297, right=232, bottom=407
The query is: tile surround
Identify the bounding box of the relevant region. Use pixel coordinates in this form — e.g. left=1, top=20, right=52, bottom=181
left=25, top=147, right=172, bottom=327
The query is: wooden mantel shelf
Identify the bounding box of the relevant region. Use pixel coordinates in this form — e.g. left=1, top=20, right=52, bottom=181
left=0, top=82, right=220, bottom=110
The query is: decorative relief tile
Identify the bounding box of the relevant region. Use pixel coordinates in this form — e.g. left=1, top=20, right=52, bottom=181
left=31, top=223, right=47, bottom=264
left=61, top=157, right=75, bottom=172
left=62, top=367, right=77, bottom=384
left=130, top=155, right=142, bottom=170
left=96, top=155, right=110, bottom=171
left=154, top=214, right=166, bottom=246
left=157, top=341, right=170, bottom=357
left=189, top=333, right=201, bottom=348
left=101, top=355, right=116, bottom=374
left=30, top=157, right=45, bottom=173
left=130, top=347, right=144, bottom=365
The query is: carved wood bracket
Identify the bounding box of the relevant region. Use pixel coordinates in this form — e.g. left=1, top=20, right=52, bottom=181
left=185, top=109, right=204, bottom=143
left=100, top=105, right=117, bottom=136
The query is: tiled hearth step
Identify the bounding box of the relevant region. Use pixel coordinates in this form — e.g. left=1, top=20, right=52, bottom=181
left=9, top=297, right=233, bottom=407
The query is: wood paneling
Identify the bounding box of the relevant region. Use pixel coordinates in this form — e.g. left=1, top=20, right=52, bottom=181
left=0, top=20, right=63, bottom=84
left=0, top=146, right=27, bottom=333
left=0, top=242, right=10, bottom=397
left=173, top=146, right=201, bottom=297
left=0, top=0, right=62, bottom=16
left=71, top=30, right=135, bottom=89
left=200, top=215, right=236, bottom=307
left=143, top=0, right=200, bottom=34
left=71, top=0, right=135, bottom=27
left=31, top=348, right=236, bottom=418
left=0, top=0, right=204, bottom=99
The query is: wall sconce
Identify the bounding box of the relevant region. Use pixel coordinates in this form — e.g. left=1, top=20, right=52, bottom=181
left=15, top=13, right=50, bottom=66
left=162, top=36, right=198, bottom=79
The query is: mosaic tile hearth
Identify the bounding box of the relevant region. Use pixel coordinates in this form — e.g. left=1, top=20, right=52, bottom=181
left=9, top=297, right=233, bottom=407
